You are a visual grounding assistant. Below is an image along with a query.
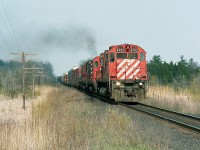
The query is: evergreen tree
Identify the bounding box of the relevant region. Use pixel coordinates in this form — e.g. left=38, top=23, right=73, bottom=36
left=148, top=55, right=200, bottom=87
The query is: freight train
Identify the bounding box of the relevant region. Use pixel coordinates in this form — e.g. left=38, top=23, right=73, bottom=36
left=62, top=44, right=148, bottom=102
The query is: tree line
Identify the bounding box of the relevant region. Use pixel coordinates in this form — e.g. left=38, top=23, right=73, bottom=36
left=148, top=55, right=200, bottom=87
left=0, top=60, right=56, bottom=98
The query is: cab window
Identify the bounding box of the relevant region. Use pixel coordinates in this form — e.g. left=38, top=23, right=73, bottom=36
left=140, top=52, right=145, bottom=61
left=94, top=61, right=98, bottom=68
left=117, top=53, right=127, bottom=59
left=110, top=53, right=115, bottom=62
left=128, top=53, right=138, bottom=59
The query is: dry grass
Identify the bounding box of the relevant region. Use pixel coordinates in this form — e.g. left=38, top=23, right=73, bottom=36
left=145, top=85, right=200, bottom=114
left=0, top=85, right=169, bottom=150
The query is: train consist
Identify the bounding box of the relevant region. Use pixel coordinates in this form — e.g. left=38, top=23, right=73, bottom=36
left=62, top=44, right=148, bottom=102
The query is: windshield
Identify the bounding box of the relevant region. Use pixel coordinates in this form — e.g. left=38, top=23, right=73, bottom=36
left=117, top=53, right=127, bottom=59
left=128, top=53, right=138, bottom=59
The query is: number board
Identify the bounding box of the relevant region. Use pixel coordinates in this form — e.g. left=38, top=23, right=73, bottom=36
left=116, top=47, right=124, bottom=52
left=130, top=48, right=138, bottom=53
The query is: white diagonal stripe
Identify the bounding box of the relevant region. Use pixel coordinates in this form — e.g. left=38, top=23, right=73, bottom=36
left=126, top=60, right=140, bottom=77
left=133, top=68, right=140, bottom=76
left=119, top=74, right=125, bottom=80
left=117, top=59, right=127, bottom=69
left=117, top=68, right=125, bottom=78
left=128, top=74, right=134, bottom=79
left=125, top=60, right=135, bottom=76
left=133, top=60, right=140, bottom=68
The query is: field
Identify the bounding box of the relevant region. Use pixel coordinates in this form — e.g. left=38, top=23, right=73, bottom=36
left=145, top=85, right=200, bottom=115
left=1, top=85, right=200, bottom=149
left=0, top=86, right=158, bottom=150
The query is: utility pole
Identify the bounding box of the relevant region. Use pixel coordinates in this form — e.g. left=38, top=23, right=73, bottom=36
left=24, top=67, right=43, bottom=97
left=11, top=52, right=36, bottom=110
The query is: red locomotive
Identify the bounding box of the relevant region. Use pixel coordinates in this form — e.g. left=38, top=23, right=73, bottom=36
left=80, top=56, right=100, bottom=91
left=65, top=43, right=148, bottom=102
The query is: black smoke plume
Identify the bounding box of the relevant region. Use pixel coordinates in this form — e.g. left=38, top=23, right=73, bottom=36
left=37, top=26, right=97, bottom=56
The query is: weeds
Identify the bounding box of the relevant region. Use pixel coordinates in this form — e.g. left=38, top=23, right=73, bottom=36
left=145, top=85, right=200, bottom=114
left=0, top=86, right=165, bottom=150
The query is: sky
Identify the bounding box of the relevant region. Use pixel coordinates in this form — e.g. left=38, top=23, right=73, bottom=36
left=0, top=0, right=200, bottom=75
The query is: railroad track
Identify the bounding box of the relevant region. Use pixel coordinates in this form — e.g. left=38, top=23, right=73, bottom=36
left=119, top=103, right=200, bottom=133
left=86, top=92, right=200, bottom=133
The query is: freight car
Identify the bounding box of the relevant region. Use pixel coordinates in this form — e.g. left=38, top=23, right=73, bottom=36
left=66, top=43, right=148, bottom=102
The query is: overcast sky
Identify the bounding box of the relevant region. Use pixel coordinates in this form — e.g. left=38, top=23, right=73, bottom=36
left=0, top=0, right=200, bottom=75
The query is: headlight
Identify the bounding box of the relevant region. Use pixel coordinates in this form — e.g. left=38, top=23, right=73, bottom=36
left=116, top=82, right=120, bottom=86
left=139, top=82, right=143, bottom=86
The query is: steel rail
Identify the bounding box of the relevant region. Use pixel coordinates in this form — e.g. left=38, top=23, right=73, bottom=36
left=119, top=103, right=200, bottom=133
left=139, top=103, right=200, bottom=121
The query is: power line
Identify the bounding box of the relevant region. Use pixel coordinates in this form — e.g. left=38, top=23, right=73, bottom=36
left=0, top=29, right=12, bottom=51
left=0, top=21, right=16, bottom=53
left=0, top=0, right=22, bottom=51
left=0, top=10, right=18, bottom=51
left=0, top=5, right=20, bottom=49
left=8, top=0, right=27, bottom=51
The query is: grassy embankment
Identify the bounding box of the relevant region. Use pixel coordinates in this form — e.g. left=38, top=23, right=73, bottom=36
left=145, top=84, right=200, bottom=115
left=0, top=86, right=166, bottom=150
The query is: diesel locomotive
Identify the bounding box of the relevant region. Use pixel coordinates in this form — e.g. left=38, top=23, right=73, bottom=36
left=63, top=44, right=148, bottom=102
